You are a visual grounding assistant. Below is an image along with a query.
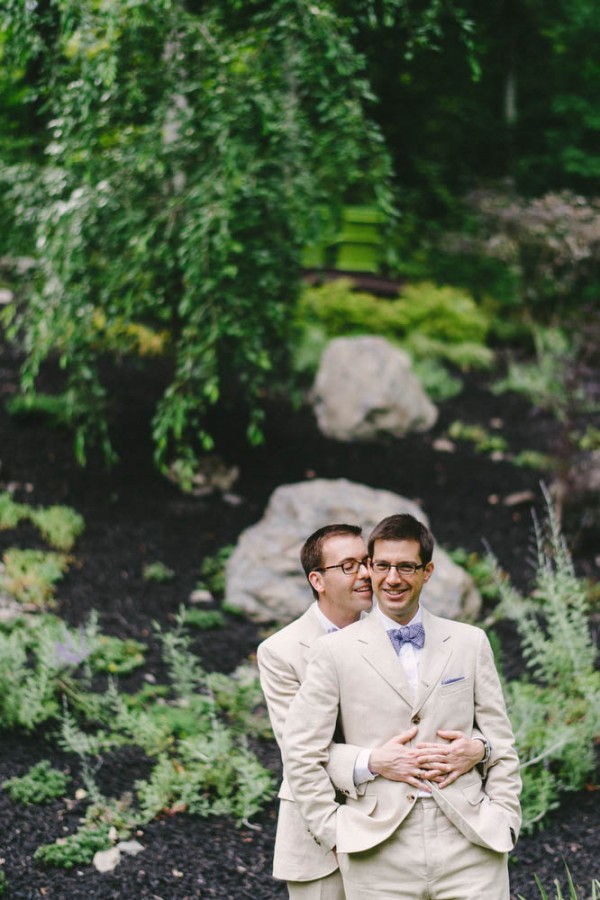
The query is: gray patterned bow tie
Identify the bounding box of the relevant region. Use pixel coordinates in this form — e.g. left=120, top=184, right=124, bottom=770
left=388, top=623, right=425, bottom=652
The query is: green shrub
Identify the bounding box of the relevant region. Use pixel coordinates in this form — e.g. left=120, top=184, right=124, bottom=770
left=207, top=666, right=272, bottom=738
left=448, top=548, right=503, bottom=604
left=142, top=561, right=175, bottom=583
left=28, top=505, right=85, bottom=552
left=0, top=601, right=276, bottom=867
left=0, top=492, right=29, bottom=529
left=493, top=327, right=584, bottom=425
left=0, top=548, right=70, bottom=608
left=295, top=278, right=494, bottom=376
left=489, top=489, right=600, bottom=831
left=448, top=420, right=509, bottom=455
left=34, top=824, right=112, bottom=868
left=3, top=760, right=70, bottom=804
left=6, top=391, right=89, bottom=430
left=135, top=721, right=275, bottom=827
left=461, top=189, right=600, bottom=313
left=181, top=609, right=226, bottom=630
left=197, top=546, right=234, bottom=598
left=411, top=357, right=463, bottom=402
left=88, top=635, right=146, bottom=675
left=0, top=494, right=84, bottom=551
left=397, top=281, right=491, bottom=346
left=512, top=450, right=557, bottom=472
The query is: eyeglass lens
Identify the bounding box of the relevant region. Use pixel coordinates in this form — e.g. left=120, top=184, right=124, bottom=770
left=373, top=562, right=420, bottom=574
left=341, top=558, right=368, bottom=574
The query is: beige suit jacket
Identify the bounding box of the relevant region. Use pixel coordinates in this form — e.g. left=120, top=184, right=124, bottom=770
left=257, top=605, right=362, bottom=881
left=283, top=606, right=522, bottom=857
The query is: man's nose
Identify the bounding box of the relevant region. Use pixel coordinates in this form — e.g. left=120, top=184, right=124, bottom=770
left=386, top=566, right=403, bottom=582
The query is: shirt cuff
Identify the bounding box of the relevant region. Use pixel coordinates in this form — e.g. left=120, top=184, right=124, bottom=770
left=354, top=748, right=377, bottom=785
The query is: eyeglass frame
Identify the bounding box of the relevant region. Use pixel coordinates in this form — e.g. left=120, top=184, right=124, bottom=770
left=313, top=557, right=370, bottom=576
left=370, top=561, right=428, bottom=576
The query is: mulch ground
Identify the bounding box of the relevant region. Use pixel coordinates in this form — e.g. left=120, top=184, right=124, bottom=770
left=0, top=343, right=598, bottom=899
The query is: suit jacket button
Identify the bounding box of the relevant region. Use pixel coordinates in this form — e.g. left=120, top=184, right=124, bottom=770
left=407, top=794, right=415, bottom=801
left=411, top=715, right=421, bottom=724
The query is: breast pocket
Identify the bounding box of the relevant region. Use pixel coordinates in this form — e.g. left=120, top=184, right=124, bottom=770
left=439, top=676, right=472, bottom=697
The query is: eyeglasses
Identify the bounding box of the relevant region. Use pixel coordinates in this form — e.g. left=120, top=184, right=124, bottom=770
left=371, top=561, right=427, bottom=576
left=315, top=558, right=370, bottom=576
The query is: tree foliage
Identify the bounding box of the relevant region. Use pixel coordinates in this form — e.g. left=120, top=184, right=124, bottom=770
left=1, top=0, right=398, bottom=472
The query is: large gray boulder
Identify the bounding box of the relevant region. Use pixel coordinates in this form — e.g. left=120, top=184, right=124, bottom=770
left=225, top=479, right=480, bottom=624
left=311, top=336, right=438, bottom=442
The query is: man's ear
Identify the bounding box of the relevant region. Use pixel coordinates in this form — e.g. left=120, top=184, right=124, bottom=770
left=423, top=562, right=434, bottom=583
left=308, top=570, right=325, bottom=595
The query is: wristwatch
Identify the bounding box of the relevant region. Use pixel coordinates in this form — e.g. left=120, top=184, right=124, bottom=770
left=475, top=736, right=491, bottom=766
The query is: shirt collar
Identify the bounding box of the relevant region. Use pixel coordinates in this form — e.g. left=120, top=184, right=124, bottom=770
left=377, top=605, right=422, bottom=632
left=313, top=601, right=370, bottom=633
left=313, top=601, right=339, bottom=633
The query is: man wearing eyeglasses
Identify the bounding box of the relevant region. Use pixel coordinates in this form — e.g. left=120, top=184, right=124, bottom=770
left=258, top=522, right=489, bottom=900
left=282, top=514, right=521, bottom=900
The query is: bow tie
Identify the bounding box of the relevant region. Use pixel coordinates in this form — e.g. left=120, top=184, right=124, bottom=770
left=388, top=623, right=425, bottom=652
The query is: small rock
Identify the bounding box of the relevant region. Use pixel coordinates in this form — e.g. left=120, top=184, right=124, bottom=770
left=93, top=847, right=121, bottom=873
left=433, top=437, right=456, bottom=453
left=117, top=839, right=145, bottom=856
left=502, top=490, right=536, bottom=507
left=188, top=588, right=213, bottom=605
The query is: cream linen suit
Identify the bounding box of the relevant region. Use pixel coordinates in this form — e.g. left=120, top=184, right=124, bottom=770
left=257, top=605, right=362, bottom=884
left=282, top=606, right=521, bottom=862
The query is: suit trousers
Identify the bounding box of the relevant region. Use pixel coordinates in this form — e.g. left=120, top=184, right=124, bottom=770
left=337, top=798, right=509, bottom=900
left=288, top=868, right=345, bottom=900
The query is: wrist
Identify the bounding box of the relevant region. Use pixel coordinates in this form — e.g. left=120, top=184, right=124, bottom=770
left=367, top=749, right=380, bottom=775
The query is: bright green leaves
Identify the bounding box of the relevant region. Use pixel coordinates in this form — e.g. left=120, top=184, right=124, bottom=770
left=3, top=0, right=396, bottom=478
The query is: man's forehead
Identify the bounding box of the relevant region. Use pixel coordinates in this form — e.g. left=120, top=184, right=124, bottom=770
left=322, top=533, right=367, bottom=560
left=372, top=538, right=421, bottom=558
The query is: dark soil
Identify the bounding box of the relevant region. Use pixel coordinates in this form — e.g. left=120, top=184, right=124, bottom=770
left=0, top=344, right=598, bottom=899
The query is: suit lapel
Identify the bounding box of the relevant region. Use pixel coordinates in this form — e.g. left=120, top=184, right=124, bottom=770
left=357, top=613, right=415, bottom=707
left=298, top=605, right=328, bottom=667
left=413, top=607, right=452, bottom=713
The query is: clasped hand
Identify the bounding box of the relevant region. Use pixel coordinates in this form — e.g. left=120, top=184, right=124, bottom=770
left=368, top=728, right=485, bottom=790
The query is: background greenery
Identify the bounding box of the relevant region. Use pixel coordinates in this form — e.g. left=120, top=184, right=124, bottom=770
left=1, top=0, right=598, bottom=479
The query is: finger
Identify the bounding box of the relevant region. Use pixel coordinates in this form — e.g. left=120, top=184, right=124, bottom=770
left=436, top=729, right=464, bottom=741
left=420, top=768, right=444, bottom=781
left=411, top=775, right=432, bottom=791
left=437, top=771, right=460, bottom=789
left=390, top=726, right=419, bottom=745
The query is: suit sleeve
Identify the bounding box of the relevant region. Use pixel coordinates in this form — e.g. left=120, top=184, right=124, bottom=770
left=473, top=630, right=522, bottom=841
left=282, top=639, right=342, bottom=851
left=257, top=638, right=362, bottom=798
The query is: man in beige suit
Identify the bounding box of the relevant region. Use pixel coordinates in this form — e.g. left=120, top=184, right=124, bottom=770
left=283, top=514, right=521, bottom=900
left=258, top=523, right=490, bottom=900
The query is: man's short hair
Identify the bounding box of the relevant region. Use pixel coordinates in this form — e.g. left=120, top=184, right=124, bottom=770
left=301, top=524, right=363, bottom=599
left=368, top=514, right=434, bottom=564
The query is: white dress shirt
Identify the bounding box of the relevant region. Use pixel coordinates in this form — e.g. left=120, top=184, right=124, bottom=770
left=354, top=606, right=425, bottom=785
